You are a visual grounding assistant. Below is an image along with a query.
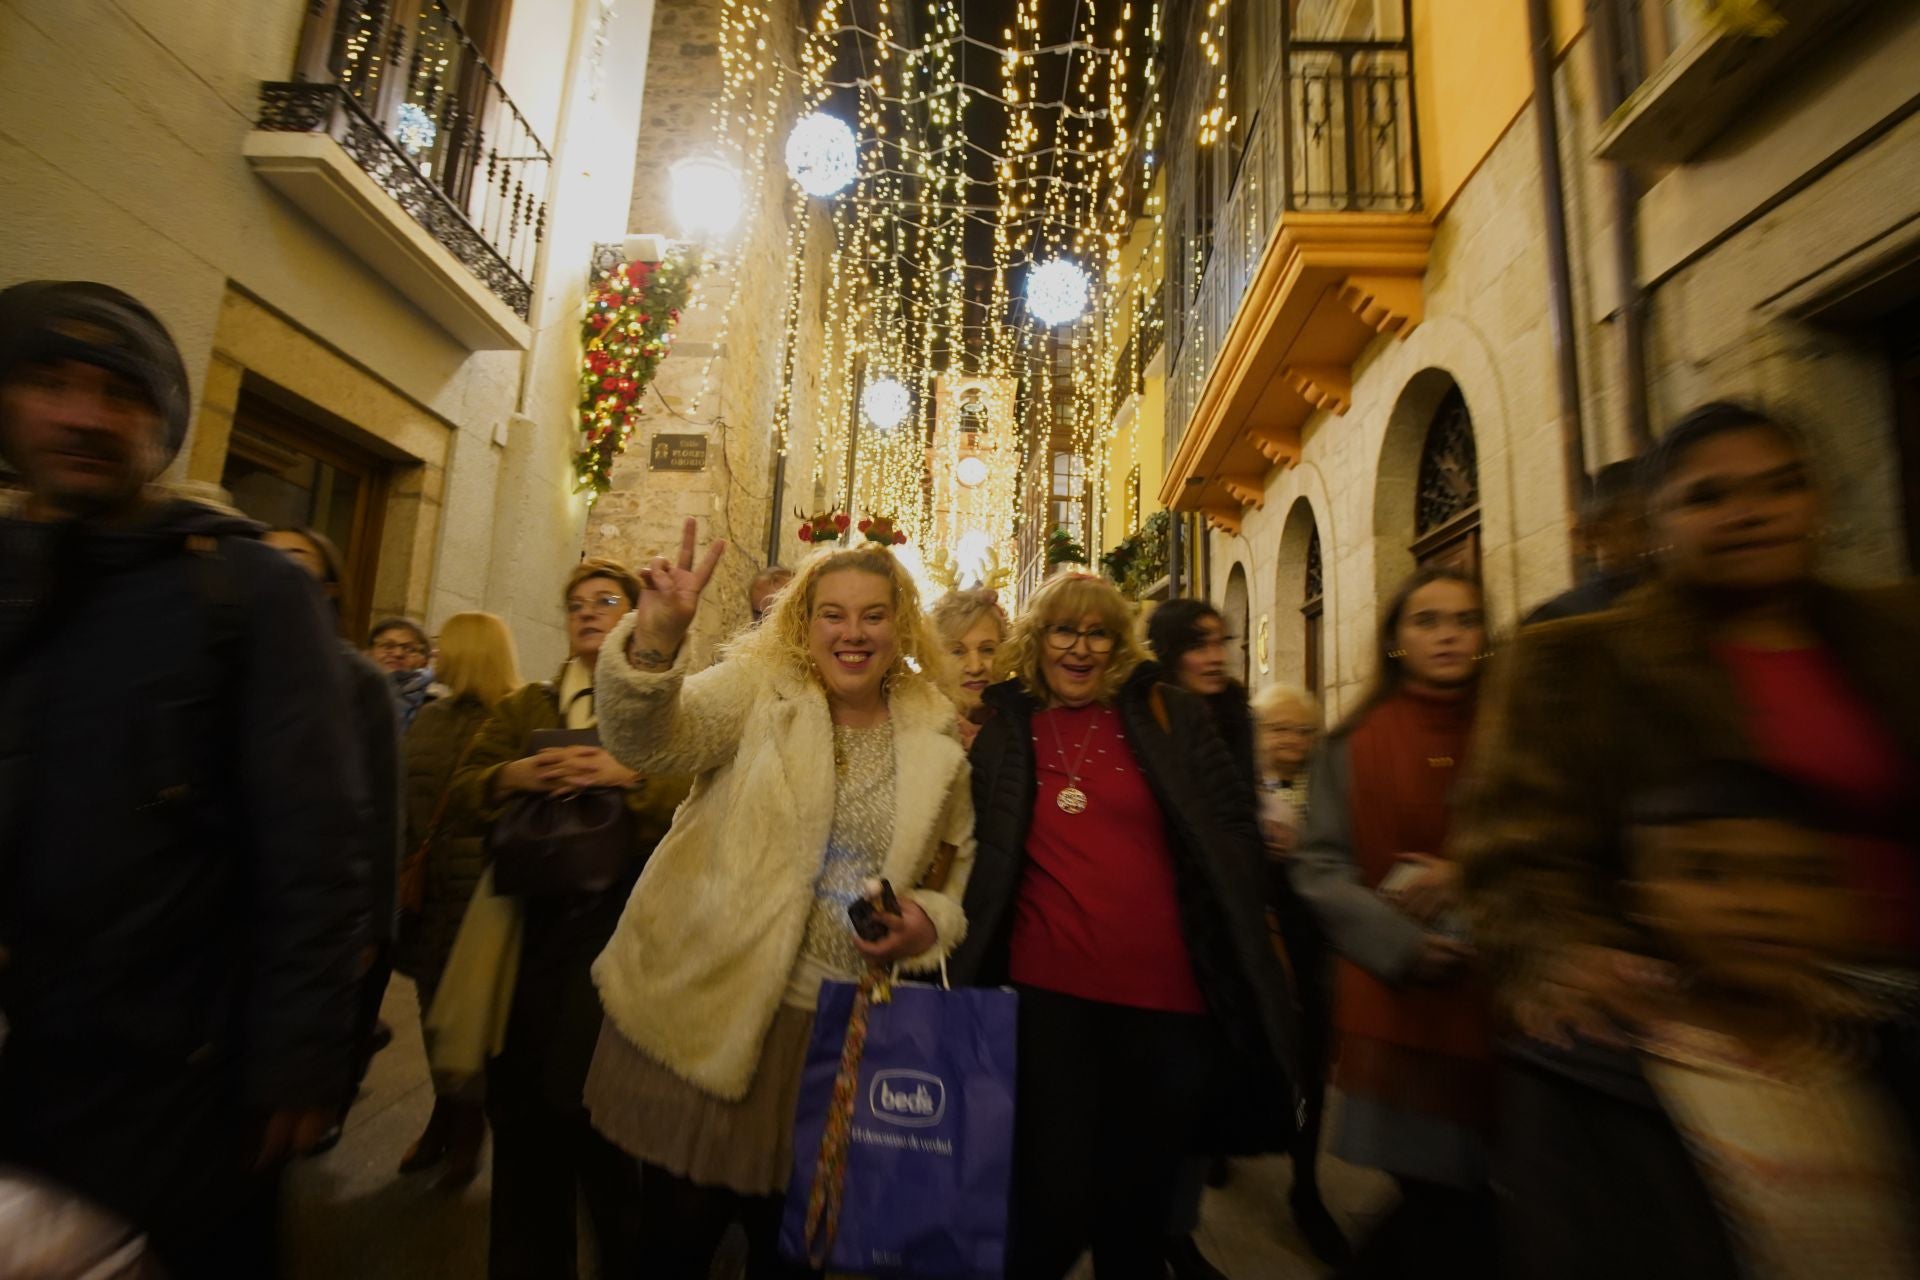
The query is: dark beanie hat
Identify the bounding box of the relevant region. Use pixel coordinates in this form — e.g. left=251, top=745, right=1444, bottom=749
left=0, top=280, right=192, bottom=464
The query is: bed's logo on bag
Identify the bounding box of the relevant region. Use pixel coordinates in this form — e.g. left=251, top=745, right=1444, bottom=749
left=870, top=1069, right=946, bottom=1127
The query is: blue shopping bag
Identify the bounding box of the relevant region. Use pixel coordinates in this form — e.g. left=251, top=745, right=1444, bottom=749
left=781, top=972, right=1017, bottom=1278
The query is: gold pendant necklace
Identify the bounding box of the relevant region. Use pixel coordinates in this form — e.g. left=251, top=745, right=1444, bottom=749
left=1046, top=705, right=1103, bottom=815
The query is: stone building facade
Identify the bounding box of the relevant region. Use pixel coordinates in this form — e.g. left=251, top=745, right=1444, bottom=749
left=583, top=0, right=840, bottom=663
left=2, top=0, right=658, bottom=673
left=1140, top=0, right=1920, bottom=720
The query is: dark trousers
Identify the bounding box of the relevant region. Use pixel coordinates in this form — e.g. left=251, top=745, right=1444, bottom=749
left=1340, top=1177, right=1496, bottom=1280
left=1010, top=987, right=1226, bottom=1280
left=635, top=1162, right=820, bottom=1280
left=485, top=1055, right=641, bottom=1280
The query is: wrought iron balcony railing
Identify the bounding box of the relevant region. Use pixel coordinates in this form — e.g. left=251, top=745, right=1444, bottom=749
left=1164, top=35, right=1418, bottom=456
left=255, top=0, right=552, bottom=320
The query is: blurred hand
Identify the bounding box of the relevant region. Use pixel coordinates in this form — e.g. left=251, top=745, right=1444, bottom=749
left=1511, top=944, right=1670, bottom=1049
left=1409, top=934, right=1474, bottom=984
left=630, top=517, right=726, bottom=662
left=1385, top=853, right=1460, bottom=924
left=254, top=1108, right=336, bottom=1172
left=853, top=896, right=939, bottom=965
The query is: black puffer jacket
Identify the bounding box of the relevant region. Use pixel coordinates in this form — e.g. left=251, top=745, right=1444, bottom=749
left=950, top=666, right=1297, bottom=1144
left=0, top=498, right=369, bottom=1242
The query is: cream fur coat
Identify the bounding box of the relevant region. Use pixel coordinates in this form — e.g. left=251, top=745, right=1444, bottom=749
left=590, top=611, right=976, bottom=1101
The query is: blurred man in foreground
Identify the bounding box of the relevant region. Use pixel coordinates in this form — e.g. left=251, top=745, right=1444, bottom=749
left=0, top=280, right=369, bottom=1275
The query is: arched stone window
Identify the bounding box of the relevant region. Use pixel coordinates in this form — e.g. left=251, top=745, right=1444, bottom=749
left=1410, top=384, right=1480, bottom=573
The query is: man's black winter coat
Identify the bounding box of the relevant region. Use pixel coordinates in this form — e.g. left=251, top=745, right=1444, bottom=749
left=0, top=497, right=370, bottom=1248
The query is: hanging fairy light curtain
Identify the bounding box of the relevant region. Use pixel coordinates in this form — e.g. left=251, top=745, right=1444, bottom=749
left=737, top=0, right=1164, bottom=561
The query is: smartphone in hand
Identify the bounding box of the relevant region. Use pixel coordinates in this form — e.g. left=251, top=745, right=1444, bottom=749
left=846, top=878, right=901, bottom=942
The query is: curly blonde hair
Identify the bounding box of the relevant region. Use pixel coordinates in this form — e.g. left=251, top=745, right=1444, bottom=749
left=1001, top=573, right=1147, bottom=705
left=723, top=544, right=951, bottom=695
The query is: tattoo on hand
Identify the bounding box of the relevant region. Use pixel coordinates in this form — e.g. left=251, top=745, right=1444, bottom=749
left=630, top=646, right=675, bottom=671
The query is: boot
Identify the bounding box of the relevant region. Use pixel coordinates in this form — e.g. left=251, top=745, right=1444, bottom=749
left=399, top=1097, right=453, bottom=1173
left=440, top=1102, right=486, bottom=1187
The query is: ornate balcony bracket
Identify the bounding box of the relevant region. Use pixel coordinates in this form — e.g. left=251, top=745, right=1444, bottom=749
left=244, top=82, right=534, bottom=350
left=1161, top=212, right=1432, bottom=520
left=1281, top=364, right=1353, bottom=416
left=1203, top=507, right=1245, bottom=536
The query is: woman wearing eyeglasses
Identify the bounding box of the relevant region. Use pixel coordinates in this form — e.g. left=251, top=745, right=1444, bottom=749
left=949, top=574, right=1297, bottom=1280
left=448, top=558, right=692, bottom=1280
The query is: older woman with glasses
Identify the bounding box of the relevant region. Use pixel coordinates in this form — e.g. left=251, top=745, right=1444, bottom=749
left=950, top=574, right=1297, bottom=1280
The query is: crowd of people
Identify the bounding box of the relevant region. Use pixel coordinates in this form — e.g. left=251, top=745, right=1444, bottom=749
left=4, top=279, right=1918, bottom=1280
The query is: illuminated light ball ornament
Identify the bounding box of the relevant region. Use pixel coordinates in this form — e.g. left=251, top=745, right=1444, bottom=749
left=861, top=377, right=911, bottom=430
left=784, top=112, right=858, bottom=198
left=955, top=455, right=989, bottom=488
left=1026, top=257, right=1091, bottom=327
left=394, top=102, right=437, bottom=155
left=669, top=156, right=743, bottom=240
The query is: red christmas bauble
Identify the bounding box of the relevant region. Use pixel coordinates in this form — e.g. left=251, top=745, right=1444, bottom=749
left=893, top=531, right=907, bottom=545
left=834, top=514, right=851, bottom=530
left=798, top=526, right=813, bottom=542
left=857, top=519, right=871, bottom=533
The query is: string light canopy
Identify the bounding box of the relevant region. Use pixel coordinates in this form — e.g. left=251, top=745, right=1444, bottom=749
left=784, top=112, right=859, bottom=197
left=669, top=156, right=744, bottom=240
left=862, top=376, right=911, bottom=430
left=1026, top=257, right=1092, bottom=327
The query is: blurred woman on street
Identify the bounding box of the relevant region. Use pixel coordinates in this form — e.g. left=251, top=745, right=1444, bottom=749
left=584, top=520, right=975, bottom=1278
left=929, top=586, right=1006, bottom=747
left=450, top=559, right=692, bottom=1280
left=1291, top=566, right=1493, bottom=1277
left=1455, top=400, right=1920, bottom=1048
left=950, top=573, right=1296, bottom=1280
left=1146, top=603, right=1348, bottom=1272
left=394, top=610, right=522, bottom=1183
left=262, top=525, right=402, bottom=1147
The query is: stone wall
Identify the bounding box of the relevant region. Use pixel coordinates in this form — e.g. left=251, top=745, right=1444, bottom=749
left=1, top=0, right=658, bottom=673
left=585, top=0, right=837, bottom=665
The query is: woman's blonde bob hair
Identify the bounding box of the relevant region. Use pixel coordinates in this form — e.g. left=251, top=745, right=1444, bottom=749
left=1001, top=572, right=1147, bottom=705
left=927, top=588, right=1007, bottom=648
left=434, top=611, right=523, bottom=709
left=724, top=543, right=951, bottom=695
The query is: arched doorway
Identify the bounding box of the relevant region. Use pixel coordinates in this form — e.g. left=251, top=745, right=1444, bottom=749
left=1410, top=384, right=1481, bottom=573
left=1222, top=561, right=1251, bottom=686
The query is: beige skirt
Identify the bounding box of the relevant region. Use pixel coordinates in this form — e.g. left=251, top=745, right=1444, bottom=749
left=584, top=1004, right=817, bottom=1197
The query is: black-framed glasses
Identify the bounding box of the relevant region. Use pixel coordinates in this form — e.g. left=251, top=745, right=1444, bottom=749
left=567, top=593, right=627, bottom=615
left=1044, top=624, right=1116, bottom=654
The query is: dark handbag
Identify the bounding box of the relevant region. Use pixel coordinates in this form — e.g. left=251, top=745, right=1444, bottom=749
left=488, top=728, right=637, bottom=896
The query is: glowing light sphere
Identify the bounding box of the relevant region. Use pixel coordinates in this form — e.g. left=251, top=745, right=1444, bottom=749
left=955, top=455, right=989, bottom=488
left=1026, top=257, right=1091, bottom=326
left=784, top=113, right=858, bottom=197
left=669, top=157, right=743, bottom=240
left=862, top=377, right=911, bottom=430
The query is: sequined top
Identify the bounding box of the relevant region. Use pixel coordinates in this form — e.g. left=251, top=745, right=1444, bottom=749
left=794, top=721, right=898, bottom=993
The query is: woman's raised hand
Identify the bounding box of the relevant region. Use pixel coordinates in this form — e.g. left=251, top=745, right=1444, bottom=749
left=630, top=517, right=726, bottom=665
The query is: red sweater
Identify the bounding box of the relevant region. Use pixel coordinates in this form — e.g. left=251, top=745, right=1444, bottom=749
left=1716, top=643, right=1918, bottom=950
left=1008, top=703, right=1209, bottom=1014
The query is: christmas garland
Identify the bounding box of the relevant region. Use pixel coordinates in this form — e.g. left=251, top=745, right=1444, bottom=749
left=574, top=252, right=700, bottom=498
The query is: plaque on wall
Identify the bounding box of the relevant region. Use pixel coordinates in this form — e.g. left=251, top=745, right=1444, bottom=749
left=649, top=433, right=709, bottom=472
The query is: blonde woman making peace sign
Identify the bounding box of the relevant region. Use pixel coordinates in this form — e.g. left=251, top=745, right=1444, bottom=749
left=583, top=519, right=976, bottom=1277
